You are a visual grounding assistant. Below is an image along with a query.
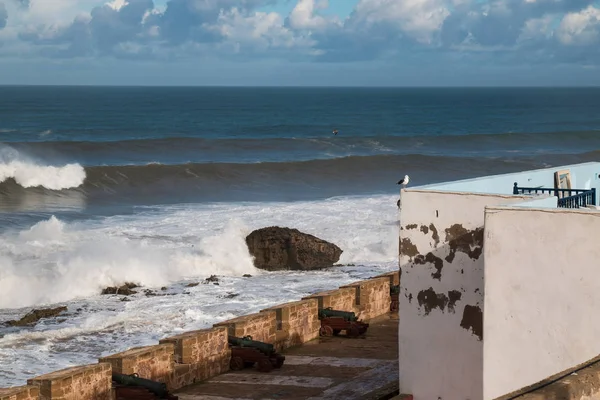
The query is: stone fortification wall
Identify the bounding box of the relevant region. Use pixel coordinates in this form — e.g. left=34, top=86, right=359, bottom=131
left=0, top=271, right=397, bottom=400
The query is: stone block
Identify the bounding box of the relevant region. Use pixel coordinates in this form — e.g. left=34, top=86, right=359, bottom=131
left=214, top=311, right=277, bottom=344
left=99, top=343, right=174, bottom=385
left=341, top=277, right=391, bottom=321
left=159, top=326, right=228, bottom=364
left=260, top=299, right=320, bottom=350
left=302, top=287, right=357, bottom=313
left=0, top=385, right=39, bottom=400
left=27, top=363, right=111, bottom=400
left=373, top=270, right=400, bottom=287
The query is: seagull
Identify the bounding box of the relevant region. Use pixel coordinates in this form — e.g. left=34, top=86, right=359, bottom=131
left=397, top=175, right=410, bottom=186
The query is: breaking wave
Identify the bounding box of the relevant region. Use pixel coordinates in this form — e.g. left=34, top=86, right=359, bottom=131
left=0, top=145, right=85, bottom=190
left=0, top=151, right=598, bottom=207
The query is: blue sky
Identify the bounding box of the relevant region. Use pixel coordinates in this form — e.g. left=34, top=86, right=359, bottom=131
left=1, top=0, right=600, bottom=86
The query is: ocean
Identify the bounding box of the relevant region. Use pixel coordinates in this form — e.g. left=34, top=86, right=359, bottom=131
left=0, top=86, right=599, bottom=386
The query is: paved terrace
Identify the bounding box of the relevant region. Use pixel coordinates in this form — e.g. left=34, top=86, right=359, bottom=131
left=176, top=313, right=399, bottom=400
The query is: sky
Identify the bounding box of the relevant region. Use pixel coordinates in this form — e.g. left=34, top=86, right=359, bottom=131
left=1, top=0, right=600, bottom=86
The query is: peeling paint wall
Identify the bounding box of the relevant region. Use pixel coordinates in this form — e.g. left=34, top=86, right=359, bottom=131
left=483, top=207, right=600, bottom=400
left=398, top=189, right=531, bottom=400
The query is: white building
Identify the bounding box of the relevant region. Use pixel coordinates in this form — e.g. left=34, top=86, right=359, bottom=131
left=398, top=162, right=600, bottom=400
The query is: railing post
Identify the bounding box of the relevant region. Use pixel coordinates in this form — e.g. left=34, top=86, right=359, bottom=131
left=593, top=188, right=597, bottom=206
left=513, top=182, right=518, bottom=195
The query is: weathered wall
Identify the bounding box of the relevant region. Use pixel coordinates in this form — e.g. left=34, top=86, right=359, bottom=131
left=484, top=207, right=600, bottom=400
left=398, top=189, right=531, bottom=400
left=159, top=326, right=230, bottom=389
left=99, top=343, right=174, bottom=385
left=0, top=386, right=39, bottom=400
left=27, top=363, right=111, bottom=400
left=1, top=270, right=398, bottom=399
left=260, top=299, right=320, bottom=351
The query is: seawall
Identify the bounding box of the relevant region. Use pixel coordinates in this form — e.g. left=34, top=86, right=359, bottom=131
left=0, top=270, right=399, bottom=400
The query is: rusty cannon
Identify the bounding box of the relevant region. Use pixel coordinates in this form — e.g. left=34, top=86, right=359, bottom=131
left=318, top=307, right=369, bottom=338
left=390, top=284, right=400, bottom=312
left=112, top=372, right=178, bottom=400
left=228, top=335, right=285, bottom=373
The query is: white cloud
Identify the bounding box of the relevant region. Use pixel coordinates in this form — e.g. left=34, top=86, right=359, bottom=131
left=1, top=0, right=600, bottom=66
left=352, top=0, right=450, bottom=44
left=557, top=5, right=600, bottom=45
left=518, top=14, right=555, bottom=42
left=207, top=6, right=314, bottom=54
left=288, top=0, right=334, bottom=30
left=106, top=0, right=128, bottom=11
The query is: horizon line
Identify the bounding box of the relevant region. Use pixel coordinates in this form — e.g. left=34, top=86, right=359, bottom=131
left=1, top=84, right=600, bottom=89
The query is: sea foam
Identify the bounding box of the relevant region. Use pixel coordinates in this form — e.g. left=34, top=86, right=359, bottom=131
left=0, top=193, right=399, bottom=387
left=0, top=194, right=398, bottom=309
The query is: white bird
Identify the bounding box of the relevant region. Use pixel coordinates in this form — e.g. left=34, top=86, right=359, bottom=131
left=397, top=175, right=410, bottom=186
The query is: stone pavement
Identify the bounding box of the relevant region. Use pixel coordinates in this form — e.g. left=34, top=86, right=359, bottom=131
left=175, top=313, right=399, bottom=400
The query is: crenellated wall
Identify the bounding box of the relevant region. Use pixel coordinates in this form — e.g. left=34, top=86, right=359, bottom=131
left=0, top=270, right=398, bottom=400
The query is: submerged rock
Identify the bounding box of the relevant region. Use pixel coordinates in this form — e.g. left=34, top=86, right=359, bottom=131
left=6, top=306, right=68, bottom=327
left=203, top=275, right=219, bottom=284
left=242, top=274, right=252, bottom=278
left=101, top=282, right=139, bottom=296
left=245, top=226, right=343, bottom=271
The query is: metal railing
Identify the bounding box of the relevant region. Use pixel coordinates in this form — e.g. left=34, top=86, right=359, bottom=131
left=513, top=182, right=596, bottom=209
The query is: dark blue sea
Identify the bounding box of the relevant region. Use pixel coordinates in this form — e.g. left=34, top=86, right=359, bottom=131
left=1, top=86, right=600, bottom=216
left=0, top=86, right=599, bottom=387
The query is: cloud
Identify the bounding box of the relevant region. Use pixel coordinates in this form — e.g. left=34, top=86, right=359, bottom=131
left=557, top=5, right=600, bottom=46
left=0, top=3, right=7, bottom=30
left=1, top=0, right=600, bottom=67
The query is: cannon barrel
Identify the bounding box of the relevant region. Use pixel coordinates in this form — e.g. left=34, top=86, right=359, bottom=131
left=112, top=372, right=168, bottom=398
left=228, top=335, right=275, bottom=355
left=318, top=307, right=357, bottom=321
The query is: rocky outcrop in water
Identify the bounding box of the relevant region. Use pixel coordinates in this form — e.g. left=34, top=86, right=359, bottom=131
left=245, top=226, right=342, bottom=271
left=6, top=306, right=68, bottom=327
left=101, top=282, right=139, bottom=295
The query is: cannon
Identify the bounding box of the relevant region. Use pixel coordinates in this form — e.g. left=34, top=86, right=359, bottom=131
left=390, top=284, right=400, bottom=312
left=228, top=335, right=285, bottom=373
left=318, top=307, right=358, bottom=322
left=112, top=372, right=178, bottom=400
left=318, top=307, right=369, bottom=338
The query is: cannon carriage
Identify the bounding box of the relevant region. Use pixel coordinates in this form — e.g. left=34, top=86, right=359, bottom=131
left=228, top=335, right=285, bottom=373
left=112, top=372, right=178, bottom=400
left=318, top=307, right=369, bottom=338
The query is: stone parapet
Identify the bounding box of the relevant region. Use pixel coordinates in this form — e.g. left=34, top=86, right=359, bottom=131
left=98, top=343, right=174, bottom=385
left=260, top=299, right=320, bottom=351
left=213, top=310, right=277, bottom=344
left=2, top=270, right=398, bottom=399
left=27, top=363, right=111, bottom=400
left=0, top=386, right=39, bottom=400
left=342, top=277, right=392, bottom=321
left=302, top=287, right=358, bottom=314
